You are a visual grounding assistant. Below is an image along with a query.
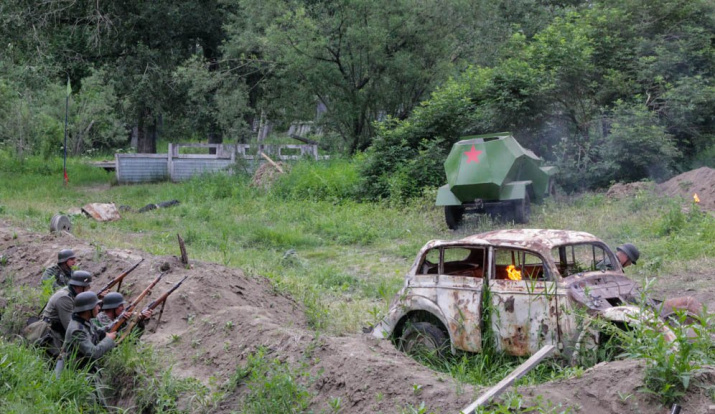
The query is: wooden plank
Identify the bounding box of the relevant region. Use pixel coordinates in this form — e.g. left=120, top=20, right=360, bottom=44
left=260, top=151, right=285, bottom=173
left=460, top=345, right=555, bottom=414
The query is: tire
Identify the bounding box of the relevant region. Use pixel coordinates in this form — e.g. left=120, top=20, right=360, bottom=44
left=445, top=205, right=465, bottom=230
left=398, top=322, right=449, bottom=358
left=513, top=192, right=531, bottom=224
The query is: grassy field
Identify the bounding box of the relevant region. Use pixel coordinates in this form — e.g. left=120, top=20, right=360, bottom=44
left=0, top=152, right=713, bottom=412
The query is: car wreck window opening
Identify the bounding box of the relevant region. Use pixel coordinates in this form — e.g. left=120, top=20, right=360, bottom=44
left=493, top=248, right=548, bottom=281
left=441, top=246, right=486, bottom=278
left=419, top=248, right=441, bottom=275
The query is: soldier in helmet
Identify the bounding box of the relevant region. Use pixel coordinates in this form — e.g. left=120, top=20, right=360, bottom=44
left=41, top=249, right=77, bottom=290
left=615, top=243, right=640, bottom=268
left=92, top=292, right=152, bottom=335
left=62, top=291, right=116, bottom=407
left=38, top=271, right=93, bottom=357
left=597, top=243, right=640, bottom=271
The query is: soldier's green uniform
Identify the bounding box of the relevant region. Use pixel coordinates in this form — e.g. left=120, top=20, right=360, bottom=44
left=41, top=249, right=76, bottom=290
left=64, top=314, right=116, bottom=371
left=62, top=291, right=115, bottom=408
left=41, top=263, right=73, bottom=290
left=91, top=312, right=114, bottom=330
left=40, top=287, right=75, bottom=356
left=39, top=271, right=92, bottom=357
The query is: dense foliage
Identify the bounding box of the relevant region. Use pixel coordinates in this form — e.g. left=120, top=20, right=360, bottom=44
left=361, top=0, right=714, bottom=197
left=0, top=0, right=712, bottom=196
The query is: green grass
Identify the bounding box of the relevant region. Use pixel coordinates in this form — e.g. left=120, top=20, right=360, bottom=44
left=1, top=152, right=713, bottom=412
left=0, top=339, right=100, bottom=413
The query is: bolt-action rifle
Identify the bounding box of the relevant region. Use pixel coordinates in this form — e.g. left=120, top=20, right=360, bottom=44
left=97, top=258, right=144, bottom=298
left=106, top=271, right=166, bottom=334
left=117, top=276, right=188, bottom=344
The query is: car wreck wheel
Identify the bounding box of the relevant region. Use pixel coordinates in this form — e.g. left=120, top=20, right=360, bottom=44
left=399, top=322, right=449, bottom=358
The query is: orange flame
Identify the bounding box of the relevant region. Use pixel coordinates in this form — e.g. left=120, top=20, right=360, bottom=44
left=693, top=193, right=700, bottom=203
left=506, top=265, right=522, bottom=281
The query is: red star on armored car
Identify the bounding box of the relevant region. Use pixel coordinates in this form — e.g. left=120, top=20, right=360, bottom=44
left=464, top=145, right=483, bottom=163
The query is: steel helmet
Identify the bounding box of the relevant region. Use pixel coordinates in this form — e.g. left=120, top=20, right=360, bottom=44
left=68, top=270, right=92, bottom=287
left=58, top=249, right=76, bottom=264
left=617, top=243, right=640, bottom=265
left=74, top=291, right=99, bottom=313
left=101, top=292, right=126, bottom=310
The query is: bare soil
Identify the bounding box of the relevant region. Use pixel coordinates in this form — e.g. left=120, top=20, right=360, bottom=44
left=606, top=167, right=715, bottom=212
left=0, top=220, right=712, bottom=414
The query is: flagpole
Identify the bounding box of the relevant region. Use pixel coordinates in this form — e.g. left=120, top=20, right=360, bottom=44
left=63, top=75, right=70, bottom=186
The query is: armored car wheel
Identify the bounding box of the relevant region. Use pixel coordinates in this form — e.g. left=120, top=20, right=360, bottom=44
left=514, top=193, right=531, bottom=224
left=399, top=322, right=449, bottom=358
left=445, top=205, right=465, bottom=230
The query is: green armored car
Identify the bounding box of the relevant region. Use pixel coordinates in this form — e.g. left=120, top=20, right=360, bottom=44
left=436, top=132, right=557, bottom=228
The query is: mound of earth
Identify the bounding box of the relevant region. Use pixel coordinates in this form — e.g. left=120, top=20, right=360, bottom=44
left=1, top=220, right=712, bottom=413
left=519, top=359, right=715, bottom=414
left=605, top=167, right=715, bottom=212
left=658, top=167, right=715, bottom=212
left=605, top=182, right=654, bottom=199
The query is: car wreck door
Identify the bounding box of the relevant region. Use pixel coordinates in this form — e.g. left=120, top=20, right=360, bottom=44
left=436, top=246, right=487, bottom=353
left=487, top=248, right=560, bottom=356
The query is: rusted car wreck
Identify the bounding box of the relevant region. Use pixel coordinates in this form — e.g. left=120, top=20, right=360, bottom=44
left=373, top=229, right=697, bottom=360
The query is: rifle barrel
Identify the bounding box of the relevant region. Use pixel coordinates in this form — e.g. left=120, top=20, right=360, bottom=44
left=145, top=276, right=188, bottom=312
left=98, top=258, right=144, bottom=295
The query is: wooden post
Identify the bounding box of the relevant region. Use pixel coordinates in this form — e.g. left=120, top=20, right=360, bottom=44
left=460, top=345, right=555, bottom=414
left=167, top=143, right=174, bottom=182
left=178, top=233, right=188, bottom=265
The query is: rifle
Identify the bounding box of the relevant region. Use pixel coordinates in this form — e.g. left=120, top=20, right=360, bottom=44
left=117, top=276, right=188, bottom=344
left=106, top=271, right=166, bottom=334
left=97, top=258, right=144, bottom=298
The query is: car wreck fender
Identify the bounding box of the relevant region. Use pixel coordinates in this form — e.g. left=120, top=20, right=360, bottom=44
left=371, top=294, right=451, bottom=343
left=600, top=305, right=677, bottom=343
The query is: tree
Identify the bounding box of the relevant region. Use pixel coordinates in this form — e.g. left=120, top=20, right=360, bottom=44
left=224, top=0, right=486, bottom=153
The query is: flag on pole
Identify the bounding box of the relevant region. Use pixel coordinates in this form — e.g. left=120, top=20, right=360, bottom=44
left=63, top=76, right=70, bottom=185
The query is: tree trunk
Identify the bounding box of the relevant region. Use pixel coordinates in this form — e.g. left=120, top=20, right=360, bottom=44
left=136, top=108, right=157, bottom=154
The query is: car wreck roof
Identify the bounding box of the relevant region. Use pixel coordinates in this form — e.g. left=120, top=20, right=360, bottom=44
left=457, top=229, right=604, bottom=251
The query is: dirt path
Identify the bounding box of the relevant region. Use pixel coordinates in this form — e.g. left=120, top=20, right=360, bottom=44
left=0, top=220, right=711, bottom=413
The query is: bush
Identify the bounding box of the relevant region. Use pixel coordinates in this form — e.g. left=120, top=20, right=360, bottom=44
left=271, top=158, right=361, bottom=202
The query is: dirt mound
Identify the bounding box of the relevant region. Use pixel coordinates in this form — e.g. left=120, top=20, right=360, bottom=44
left=658, top=167, right=715, bottom=211
left=605, top=182, right=654, bottom=199
left=251, top=161, right=288, bottom=188
left=605, top=167, right=715, bottom=212
left=518, top=359, right=715, bottom=414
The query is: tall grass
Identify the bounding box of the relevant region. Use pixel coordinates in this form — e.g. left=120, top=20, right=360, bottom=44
left=0, top=339, right=100, bottom=413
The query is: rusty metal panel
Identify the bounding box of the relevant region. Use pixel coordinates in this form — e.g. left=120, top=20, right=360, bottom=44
left=489, top=280, right=561, bottom=356
left=437, top=275, right=483, bottom=352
